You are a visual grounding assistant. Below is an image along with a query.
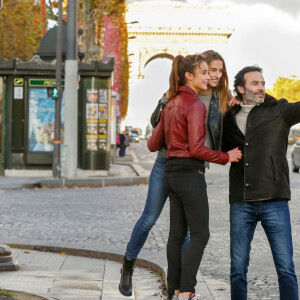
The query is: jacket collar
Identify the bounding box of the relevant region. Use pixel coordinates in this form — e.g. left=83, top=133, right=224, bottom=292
left=260, top=93, right=278, bottom=106
left=229, top=93, right=278, bottom=115
left=178, top=85, right=197, bottom=96
left=211, top=87, right=219, bottom=105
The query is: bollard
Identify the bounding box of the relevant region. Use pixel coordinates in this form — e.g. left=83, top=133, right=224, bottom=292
left=0, top=243, right=18, bottom=271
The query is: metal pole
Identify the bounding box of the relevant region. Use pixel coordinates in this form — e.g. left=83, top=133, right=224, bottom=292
left=52, top=0, right=62, bottom=178
left=64, top=0, right=78, bottom=178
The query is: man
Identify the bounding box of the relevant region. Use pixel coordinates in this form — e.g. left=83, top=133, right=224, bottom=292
left=118, top=131, right=126, bottom=157
left=223, top=66, right=299, bottom=300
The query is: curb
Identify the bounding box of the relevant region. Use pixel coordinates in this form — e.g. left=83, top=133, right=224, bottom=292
left=7, top=243, right=167, bottom=285
left=22, top=176, right=149, bottom=189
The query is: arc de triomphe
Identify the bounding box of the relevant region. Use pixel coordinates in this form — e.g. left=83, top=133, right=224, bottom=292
left=126, top=0, right=235, bottom=81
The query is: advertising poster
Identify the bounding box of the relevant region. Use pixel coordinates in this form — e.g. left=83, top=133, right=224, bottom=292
left=98, top=122, right=107, bottom=135
left=99, top=89, right=108, bottom=104
left=98, top=135, right=107, bottom=150
left=86, top=134, right=98, bottom=151
left=28, top=88, right=65, bottom=152
left=85, top=89, right=108, bottom=152
left=98, top=142, right=106, bottom=150
left=98, top=104, right=107, bottom=119
left=86, top=122, right=98, bottom=135
left=87, top=89, right=99, bottom=103
left=86, top=103, right=98, bottom=119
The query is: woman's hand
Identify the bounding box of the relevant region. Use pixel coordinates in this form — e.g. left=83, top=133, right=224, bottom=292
left=227, top=147, right=242, bottom=162
left=227, top=97, right=242, bottom=107
left=165, top=90, right=170, bottom=100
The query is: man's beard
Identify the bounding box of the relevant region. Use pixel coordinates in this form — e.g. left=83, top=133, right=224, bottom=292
left=244, top=88, right=265, bottom=105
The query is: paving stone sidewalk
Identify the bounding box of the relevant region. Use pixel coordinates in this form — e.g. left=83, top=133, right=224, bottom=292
left=0, top=249, right=166, bottom=300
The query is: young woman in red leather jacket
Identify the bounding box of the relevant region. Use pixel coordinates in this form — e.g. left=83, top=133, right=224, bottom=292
left=147, top=54, right=242, bottom=300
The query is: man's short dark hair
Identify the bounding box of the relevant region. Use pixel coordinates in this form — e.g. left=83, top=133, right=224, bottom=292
left=234, top=66, right=263, bottom=100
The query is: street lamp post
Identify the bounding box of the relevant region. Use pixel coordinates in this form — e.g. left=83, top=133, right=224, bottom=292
left=64, top=0, right=78, bottom=178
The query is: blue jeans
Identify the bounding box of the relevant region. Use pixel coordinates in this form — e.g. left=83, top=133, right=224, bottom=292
left=125, top=154, right=189, bottom=259
left=230, top=200, right=298, bottom=300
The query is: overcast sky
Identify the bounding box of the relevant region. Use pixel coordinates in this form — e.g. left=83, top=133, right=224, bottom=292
left=198, top=0, right=300, bottom=17
left=124, top=0, right=300, bottom=132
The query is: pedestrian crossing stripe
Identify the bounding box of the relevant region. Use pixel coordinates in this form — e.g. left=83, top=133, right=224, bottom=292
left=14, top=78, right=24, bottom=86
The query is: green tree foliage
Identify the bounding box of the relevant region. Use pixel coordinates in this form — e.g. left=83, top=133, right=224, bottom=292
left=0, top=0, right=42, bottom=61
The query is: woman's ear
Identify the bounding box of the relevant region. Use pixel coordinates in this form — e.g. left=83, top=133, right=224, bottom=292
left=185, top=72, right=192, bottom=82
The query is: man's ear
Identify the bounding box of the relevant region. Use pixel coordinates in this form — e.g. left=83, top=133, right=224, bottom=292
left=237, top=86, right=244, bottom=94
left=185, top=72, right=192, bottom=82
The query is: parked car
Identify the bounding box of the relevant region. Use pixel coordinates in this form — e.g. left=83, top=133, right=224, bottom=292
left=130, top=133, right=140, bottom=142
left=291, top=140, right=300, bottom=172
left=288, top=127, right=300, bottom=144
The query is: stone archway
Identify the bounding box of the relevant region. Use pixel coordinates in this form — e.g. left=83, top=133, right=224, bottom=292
left=127, top=0, right=234, bottom=81
left=137, top=47, right=187, bottom=79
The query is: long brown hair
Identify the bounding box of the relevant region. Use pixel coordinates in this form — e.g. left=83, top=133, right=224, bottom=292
left=201, top=50, right=230, bottom=115
left=168, top=54, right=207, bottom=99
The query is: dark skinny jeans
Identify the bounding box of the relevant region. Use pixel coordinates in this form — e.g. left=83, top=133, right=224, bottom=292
left=165, top=166, right=210, bottom=293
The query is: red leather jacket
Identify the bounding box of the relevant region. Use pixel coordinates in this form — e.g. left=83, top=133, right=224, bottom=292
left=147, top=86, right=229, bottom=165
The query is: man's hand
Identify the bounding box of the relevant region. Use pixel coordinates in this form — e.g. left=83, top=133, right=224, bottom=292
left=228, top=97, right=242, bottom=107
left=227, top=147, right=242, bottom=162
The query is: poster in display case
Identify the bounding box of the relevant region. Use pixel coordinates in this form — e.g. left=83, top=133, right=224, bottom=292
left=86, top=121, right=98, bottom=135
left=98, top=104, right=107, bottom=119
left=98, top=121, right=107, bottom=135
left=85, top=88, right=109, bottom=151
left=87, top=89, right=99, bottom=103
left=86, top=103, right=98, bottom=119
left=99, top=89, right=108, bottom=104
left=28, top=87, right=64, bottom=152
left=86, top=135, right=98, bottom=151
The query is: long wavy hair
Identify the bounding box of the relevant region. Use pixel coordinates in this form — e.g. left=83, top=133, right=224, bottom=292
left=201, top=50, right=230, bottom=115
left=168, top=54, right=207, bottom=99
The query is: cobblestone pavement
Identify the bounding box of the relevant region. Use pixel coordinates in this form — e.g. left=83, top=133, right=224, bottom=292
left=1, top=148, right=300, bottom=299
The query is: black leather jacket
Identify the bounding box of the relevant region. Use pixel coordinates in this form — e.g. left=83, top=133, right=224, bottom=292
left=223, top=94, right=300, bottom=204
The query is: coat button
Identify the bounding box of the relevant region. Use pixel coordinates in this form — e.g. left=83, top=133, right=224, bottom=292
left=245, top=183, right=250, bottom=187
left=245, top=163, right=249, bottom=167
left=245, top=142, right=249, bottom=146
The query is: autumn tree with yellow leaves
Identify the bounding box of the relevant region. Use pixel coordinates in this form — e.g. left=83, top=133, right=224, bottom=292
left=266, top=76, right=300, bottom=103
left=0, top=0, right=42, bottom=61
left=0, top=0, right=128, bottom=118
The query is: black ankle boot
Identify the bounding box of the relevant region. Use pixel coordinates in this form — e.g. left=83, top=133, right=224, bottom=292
left=119, top=256, right=136, bottom=296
